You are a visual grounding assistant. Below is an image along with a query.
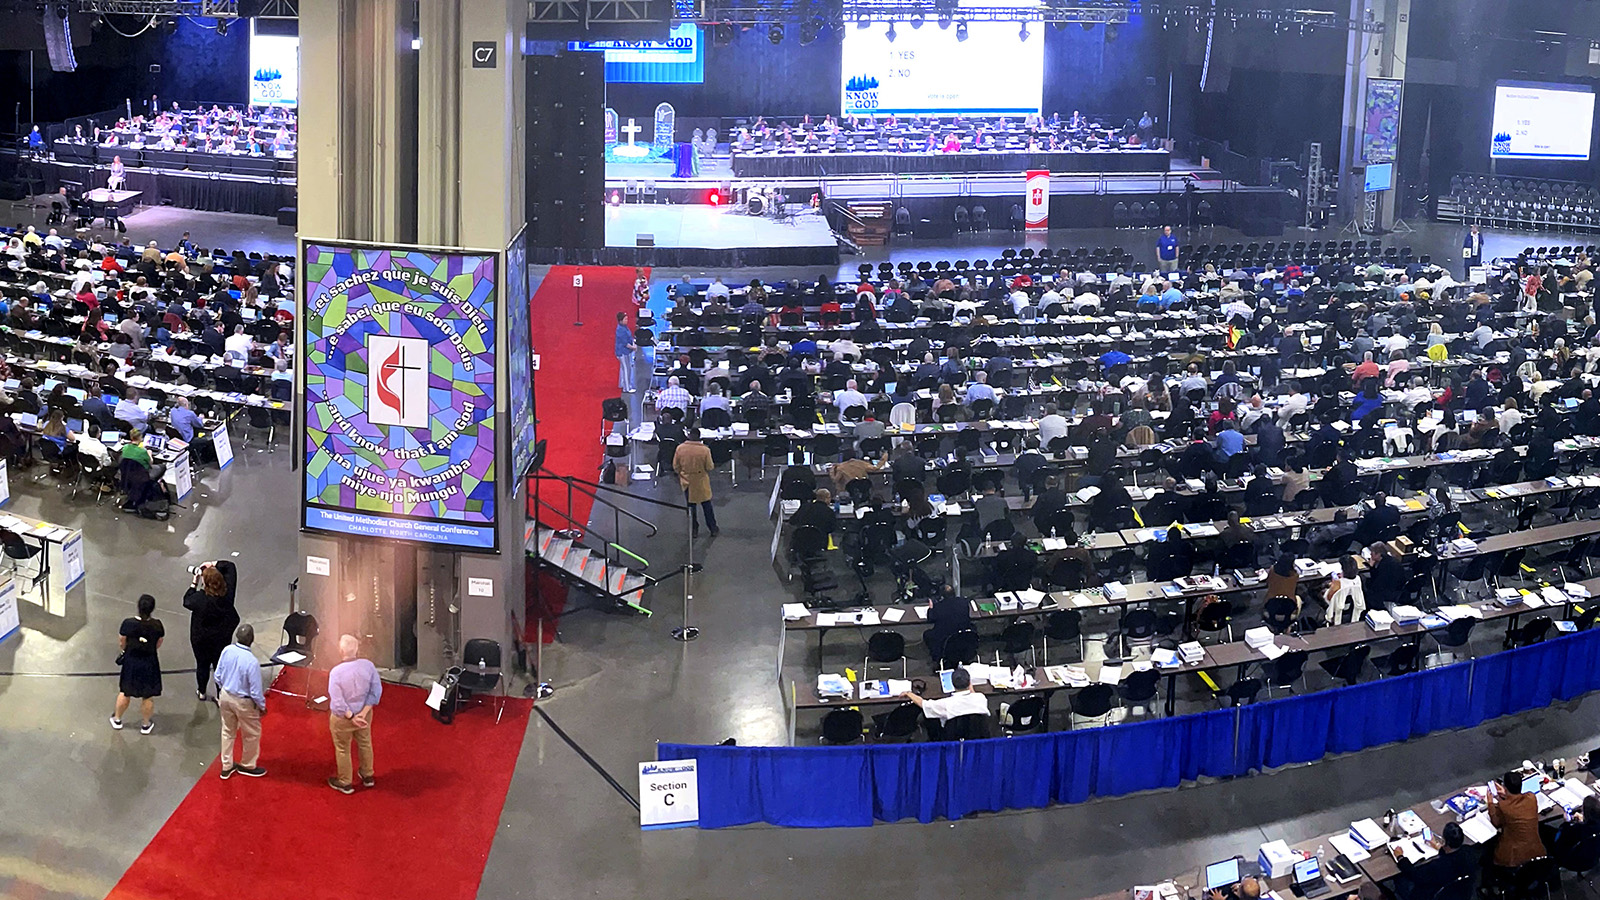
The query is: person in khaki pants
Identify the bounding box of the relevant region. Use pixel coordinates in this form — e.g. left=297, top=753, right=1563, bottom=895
left=325, top=634, right=382, bottom=794
left=214, top=623, right=267, bottom=778
left=672, top=425, right=718, bottom=537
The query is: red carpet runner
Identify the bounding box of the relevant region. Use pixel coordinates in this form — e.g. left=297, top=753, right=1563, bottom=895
left=525, top=265, right=641, bottom=641
left=106, top=684, right=530, bottom=900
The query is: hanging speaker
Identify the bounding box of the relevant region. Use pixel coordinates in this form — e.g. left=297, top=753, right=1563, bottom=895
left=43, top=10, right=76, bottom=73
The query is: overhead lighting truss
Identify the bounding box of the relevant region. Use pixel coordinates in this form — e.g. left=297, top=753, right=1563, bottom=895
left=692, top=0, right=1381, bottom=33
left=76, top=0, right=238, bottom=15
left=528, top=0, right=667, bottom=24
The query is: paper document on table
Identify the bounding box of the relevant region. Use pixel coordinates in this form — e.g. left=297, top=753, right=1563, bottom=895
left=1459, top=812, right=1498, bottom=844
left=1328, top=834, right=1369, bottom=863
left=275, top=650, right=306, bottom=665
left=782, top=603, right=810, bottom=621
left=882, top=607, right=906, bottom=623
left=1097, top=664, right=1123, bottom=684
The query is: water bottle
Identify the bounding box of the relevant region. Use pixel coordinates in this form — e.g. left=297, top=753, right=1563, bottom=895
left=477, top=657, right=487, bottom=677
left=1315, top=843, right=1325, bottom=861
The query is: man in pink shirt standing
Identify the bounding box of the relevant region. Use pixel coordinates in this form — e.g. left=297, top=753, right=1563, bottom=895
left=326, top=634, right=382, bottom=795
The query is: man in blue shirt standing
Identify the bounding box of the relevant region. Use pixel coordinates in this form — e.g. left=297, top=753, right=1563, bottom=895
left=326, top=634, right=382, bottom=794
left=614, top=311, right=637, bottom=393
left=215, top=624, right=267, bottom=779
left=1156, top=224, right=1179, bottom=274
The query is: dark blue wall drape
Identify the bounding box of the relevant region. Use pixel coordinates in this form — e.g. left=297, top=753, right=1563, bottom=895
left=660, top=626, right=1600, bottom=828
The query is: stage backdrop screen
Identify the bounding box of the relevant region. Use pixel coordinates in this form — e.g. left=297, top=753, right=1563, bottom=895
left=302, top=244, right=499, bottom=550
left=841, top=19, right=1043, bottom=115
left=249, top=21, right=299, bottom=108
left=1491, top=81, right=1594, bottom=161
left=569, top=23, right=703, bottom=83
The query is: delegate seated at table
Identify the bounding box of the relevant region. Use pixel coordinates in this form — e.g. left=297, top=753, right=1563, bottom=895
left=900, top=665, right=988, bottom=724
left=1390, top=822, right=1479, bottom=900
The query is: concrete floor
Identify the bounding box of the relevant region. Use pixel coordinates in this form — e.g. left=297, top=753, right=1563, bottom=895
left=0, top=201, right=1596, bottom=900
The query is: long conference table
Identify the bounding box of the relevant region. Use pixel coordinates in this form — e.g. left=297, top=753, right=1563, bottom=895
left=50, top=141, right=297, bottom=180
left=729, top=148, right=1171, bottom=178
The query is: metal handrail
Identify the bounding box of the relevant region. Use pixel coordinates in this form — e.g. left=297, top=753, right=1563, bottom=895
left=531, top=471, right=688, bottom=513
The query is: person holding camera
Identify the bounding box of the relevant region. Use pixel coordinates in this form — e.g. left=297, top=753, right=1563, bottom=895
left=110, top=593, right=164, bottom=734
left=183, top=560, right=238, bottom=701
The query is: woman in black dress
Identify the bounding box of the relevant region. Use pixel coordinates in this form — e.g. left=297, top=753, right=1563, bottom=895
left=183, top=560, right=238, bottom=701
left=112, top=593, right=164, bottom=734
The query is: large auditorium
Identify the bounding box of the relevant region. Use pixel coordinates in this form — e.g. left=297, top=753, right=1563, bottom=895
left=3, top=0, right=1600, bottom=898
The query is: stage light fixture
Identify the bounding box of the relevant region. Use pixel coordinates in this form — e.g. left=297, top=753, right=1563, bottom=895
left=909, top=13, right=923, bottom=29
left=937, top=13, right=951, bottom=28
left=1017, top=21, right=1028, bottom=40
left=610, top=191, right=622, bottom=206
left=856, top=18, right=871, bottom=28
left=215, top=18, right=228, bottom=35
left=53, top=2, right=65, bottom=17
left=768, top=23, right=782, bottom=43
left=713, top=20, right=734, bottom=44
left=163, top=17, right=178, bottom=33
left=1081, top=20, right=1095, bottom=30
left=955, top=20, right=968, bottom=41
left=799, top=18, right=819, bottom=43
left=1104, top=23, right=1118, bottom=40
left=707, top=189, right=721, bottom=206
left=885, top=21, right=896, bottom=42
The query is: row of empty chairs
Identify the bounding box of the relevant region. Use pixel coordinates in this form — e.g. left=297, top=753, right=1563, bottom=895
left=1441, top=173, right=1600, bottom=233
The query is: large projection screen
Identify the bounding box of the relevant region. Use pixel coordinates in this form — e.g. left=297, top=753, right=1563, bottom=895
left=1490, top=81, right=1595, bottom=161
left=301, top=243, right=500, bottom=551
left=248, top=21, right=299, bottom=108
left=841, top=19, right=1043, bottom=116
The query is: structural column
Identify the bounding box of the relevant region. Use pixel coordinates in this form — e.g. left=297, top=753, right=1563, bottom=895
left=296, top=0, right=528, bottom=674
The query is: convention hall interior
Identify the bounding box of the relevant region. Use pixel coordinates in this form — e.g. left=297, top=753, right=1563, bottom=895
left=6, top=0, right=1600, bottom=898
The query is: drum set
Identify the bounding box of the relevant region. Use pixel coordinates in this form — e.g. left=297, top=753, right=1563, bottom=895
left=732, top=183, right=792, bottom=221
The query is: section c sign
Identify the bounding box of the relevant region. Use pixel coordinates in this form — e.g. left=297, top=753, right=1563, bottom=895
left=638, top=759, right=698, bottom=829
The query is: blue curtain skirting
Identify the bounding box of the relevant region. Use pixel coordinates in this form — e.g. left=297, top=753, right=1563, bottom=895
left=659, top=625, right=1600, bottom=828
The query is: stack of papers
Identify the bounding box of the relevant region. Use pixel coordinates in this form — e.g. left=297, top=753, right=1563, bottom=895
left=816, top=674, right=852, bottom=698
left=1459, top=812, right=1498, bottom=844
left=1179, top=642, right=1205, bottom=665
left=1448, top=538, right=1479, bottom=555
left=781, top=603, right=811, bottom=621
left=1244, top=627, right=1276, bottom=649
left=1365, top=609, right=1395, bottom=631
left=1391, top=605, right=1425, bottom=625
left=1437, top=604, right=1484, bottom=621
left=1152, top=648, right=1182, bottom=668
left=1350, top=818, right=1389, bottom=851
left=1328, top=833, right=1370, bottom=864
left=857, top=679, right=913, bottom=699
left=1044, top=665, right=1091, bottom=687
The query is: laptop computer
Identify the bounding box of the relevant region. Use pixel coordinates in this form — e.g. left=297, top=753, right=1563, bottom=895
left=1204, top=858, right=1241, bottom=892
left=1291, top=857, right=1331, bottom=899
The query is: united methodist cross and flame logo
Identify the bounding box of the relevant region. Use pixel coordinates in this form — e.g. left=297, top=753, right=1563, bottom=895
left=366, top=335, right=428, bottom=428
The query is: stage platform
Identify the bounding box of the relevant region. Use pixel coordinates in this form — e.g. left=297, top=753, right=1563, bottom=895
left=601, top=204, right=839, bottom=268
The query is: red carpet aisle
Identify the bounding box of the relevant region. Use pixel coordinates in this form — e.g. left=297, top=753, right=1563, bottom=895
left=525, top=265, right=641, bottom=641
left=105, top=685, right=531, bottom=900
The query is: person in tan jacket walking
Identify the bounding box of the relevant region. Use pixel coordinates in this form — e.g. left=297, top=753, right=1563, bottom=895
left=673, top=423, right=719, bottom=537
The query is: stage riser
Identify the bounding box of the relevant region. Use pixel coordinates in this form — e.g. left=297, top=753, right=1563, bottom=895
left=28, top=160, right=293, bottom=218
left=617, top=188, right=1293, bottom=235
left=530, top=244, right=839, bottom=268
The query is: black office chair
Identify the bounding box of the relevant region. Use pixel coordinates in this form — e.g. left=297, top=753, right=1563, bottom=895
left=999, top=620, right=1036, bottom=666
left=820, top=708, right=865, bottom=744
left=1000, top=695, right=1048, bottom=735
left=1373, top=639, right=1423, bottom=677
left=1506, top=856, right=1558, bottom=900
left=0, top=528, right=45, bottom=591
left=1506, top=615, right=1555, bottom=649
left=942, top=712, right=993, bottom=741
left=1118, top=669, right=1161, bottom=716
left=1318, top=643, right=1371, bottom=685
left=268, top=609, right=322, bottom=705
left=1041, top=609, right=1084, bottom=663
left=872, top=702, right=922, bottom=743
left=864, top=629, right=908, bottom=679
left=1070, top=683, right=1116, bottom=728
left=1262, top=595, right=1297, bottom=634
left=938, top=629, right=980, bottom=668
left=1216, top=677, right=1265, bottom=707
left=1431, top=617, right=1479, bottom=664
left=1194, top=598, right=1236, bottom=643
left=454, top=637, right=506, bottom=724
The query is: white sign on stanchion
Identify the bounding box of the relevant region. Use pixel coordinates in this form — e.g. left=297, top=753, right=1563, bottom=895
left=0, top=459, right=11, bottom=507
left=169, top=453, right=194, bottom=500
left=638, top=759, right=699, bottom=829
left=0, top=578, right=16, bottom=643
left=213, top=426, right=235, bottom=469
left=62, top=533, right=85, bottom=591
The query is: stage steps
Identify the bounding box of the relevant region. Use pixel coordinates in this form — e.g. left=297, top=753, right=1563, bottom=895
left=528, top=525, right=650, bottom=615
